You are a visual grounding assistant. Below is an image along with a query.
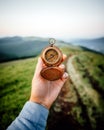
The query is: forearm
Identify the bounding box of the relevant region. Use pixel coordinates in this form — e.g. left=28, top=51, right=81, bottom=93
left=7, top=101, right=49, bottom=130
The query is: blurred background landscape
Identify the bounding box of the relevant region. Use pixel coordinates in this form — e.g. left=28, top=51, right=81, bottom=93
left=0, top=0, right=104, bottom=130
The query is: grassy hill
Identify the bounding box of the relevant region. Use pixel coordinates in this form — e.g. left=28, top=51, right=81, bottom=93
left=47, top=49, right=104, bottom=130
left=0, top=57, right=38, bottom=129
left=0, top=44, right=104, bottom=130
left=66, top=53, right=104, bottom=129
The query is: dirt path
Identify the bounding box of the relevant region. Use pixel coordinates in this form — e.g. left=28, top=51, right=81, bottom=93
left=66, top=55, right=100, bottom=107
left=66, top=55, right=103, bottom=129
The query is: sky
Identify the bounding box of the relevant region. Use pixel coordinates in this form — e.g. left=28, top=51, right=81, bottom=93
left=0, top=0, right=104, bottom=39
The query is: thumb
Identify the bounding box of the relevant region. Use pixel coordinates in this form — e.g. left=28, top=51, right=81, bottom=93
left=34, top=57, right=44, bottom=76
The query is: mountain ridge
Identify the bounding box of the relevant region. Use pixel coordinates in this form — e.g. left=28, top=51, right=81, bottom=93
left=68, top=37, right=104, bottom=53
left=0, top=36, right=103, bottom=62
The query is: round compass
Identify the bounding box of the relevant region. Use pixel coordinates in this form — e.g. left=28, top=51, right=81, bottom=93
left=41, top=38, right=63, bottom=66
left=40, top=38, right=63, bottom=81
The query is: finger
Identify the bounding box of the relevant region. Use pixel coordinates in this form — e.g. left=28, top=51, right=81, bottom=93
left=62, top=72, right=69, bottom=82
left=62, top=54, right=67, bottom=62
left=34, top=57, right=44, bottom=75
left=36, top=57, right=43, bottom=70
left=59, top=64, right=65, bottom=71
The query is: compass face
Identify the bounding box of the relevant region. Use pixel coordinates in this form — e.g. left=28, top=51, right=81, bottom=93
left=42, top=46, right=63, bottom=66
left=45, top=49, right=58, bottom=63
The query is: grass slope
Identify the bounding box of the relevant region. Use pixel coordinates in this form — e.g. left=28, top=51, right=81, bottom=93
left=67, top=53, right=104, bottom=129
left=0, top=57, right=38, bottom=129
left=0, top=45, right=104, bottom=130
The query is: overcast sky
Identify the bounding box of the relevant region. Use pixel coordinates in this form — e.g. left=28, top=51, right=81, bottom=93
left=0, top=0, right=104, bottom=39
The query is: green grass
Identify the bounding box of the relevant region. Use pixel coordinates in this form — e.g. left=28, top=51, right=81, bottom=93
left=0, top=46, right=71, bottom=130
left=70, top=52, right=104, bottom=129
left=0, top=45, right=104, bottom=130
left=73, top=52, right=104, bottom=92
left=0, top=57, right=38, bottom=129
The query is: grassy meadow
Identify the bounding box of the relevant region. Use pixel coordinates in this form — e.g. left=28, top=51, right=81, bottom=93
left=0, top=57, right=38, bottom=129
left=0, top=45, right=104, bottom=130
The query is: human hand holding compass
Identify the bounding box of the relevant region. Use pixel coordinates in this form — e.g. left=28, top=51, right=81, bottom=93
left=30, top=39, right=68, bottom=109
left=30, top=55, right=68, bottom=109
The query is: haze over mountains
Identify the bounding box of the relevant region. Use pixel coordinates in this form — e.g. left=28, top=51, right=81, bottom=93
left=69, top=37, right=104, bottom=53
left=0, top=36, right=104, bottom=62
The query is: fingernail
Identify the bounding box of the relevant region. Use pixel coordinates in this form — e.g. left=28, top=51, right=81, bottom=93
left=63, top=72, right=68, bottom=79
left=59, top=64, right=65, bottom=69
left=63, top=54, right=67, bottom=58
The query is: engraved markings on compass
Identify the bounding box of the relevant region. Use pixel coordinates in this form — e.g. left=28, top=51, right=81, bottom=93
left=45, top=49, right=58, bottom=62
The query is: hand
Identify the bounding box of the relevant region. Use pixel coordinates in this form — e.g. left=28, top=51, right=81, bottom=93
left=29, top=55, right=68, bottom=109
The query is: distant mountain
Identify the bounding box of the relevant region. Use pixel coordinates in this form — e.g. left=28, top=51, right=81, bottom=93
left=0, top=36, right=49, bottom=62
left=0, top=36, right=72, bottom=62
left=69, top=37, right=104, bottom=53
left=0, top=36, right=103, bottom=62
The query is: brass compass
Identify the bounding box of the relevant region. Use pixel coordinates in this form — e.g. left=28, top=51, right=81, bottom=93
left=40, top=38, right=63, bottom=81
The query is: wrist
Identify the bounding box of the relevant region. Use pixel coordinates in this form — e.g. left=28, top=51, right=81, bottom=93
left=29, top=98, right=50, bottom=109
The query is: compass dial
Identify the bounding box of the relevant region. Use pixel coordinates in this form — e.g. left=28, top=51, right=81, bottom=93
left=45, top=49, right=58, bottom=62
left=41, top=45, right=63, bottom=66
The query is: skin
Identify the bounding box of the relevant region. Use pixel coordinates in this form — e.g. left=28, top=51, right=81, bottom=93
left=30, top=54, right=68, bottom=109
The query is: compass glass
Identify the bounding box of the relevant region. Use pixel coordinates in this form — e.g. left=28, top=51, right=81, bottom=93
left=45, top=49, right=58, bottom=62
